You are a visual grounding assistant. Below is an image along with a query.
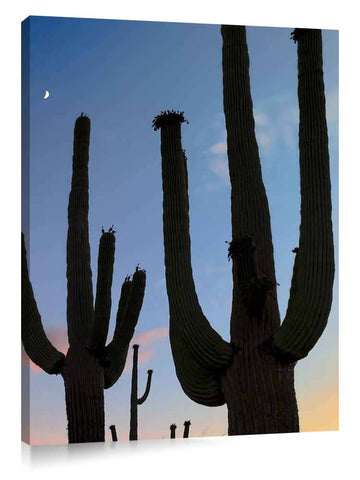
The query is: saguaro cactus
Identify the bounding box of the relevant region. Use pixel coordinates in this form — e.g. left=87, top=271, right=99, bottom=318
left=22, top=115, right=146, bottom=443
left=109, top=425, right=118, bottom=442
left=170, top=424, right=177, bottom=439
left=183, top=420, right=191, bottom=438
left=153, top=26, right=334, bottom=435
left=129, top=344, right=153, bottom=441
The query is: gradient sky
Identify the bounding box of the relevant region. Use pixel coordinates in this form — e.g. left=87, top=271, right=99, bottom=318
left=22, top=16, right=339, bottom=445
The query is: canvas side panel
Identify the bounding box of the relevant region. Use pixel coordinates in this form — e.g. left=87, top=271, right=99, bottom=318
left=21, top=16, right=30, bottom=445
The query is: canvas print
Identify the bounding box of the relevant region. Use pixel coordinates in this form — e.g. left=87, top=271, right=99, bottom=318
left=21, top=16, right=338, bottom=445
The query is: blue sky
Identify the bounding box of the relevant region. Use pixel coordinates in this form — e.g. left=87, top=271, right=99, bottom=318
left=23, top=17, right=338, bottom=444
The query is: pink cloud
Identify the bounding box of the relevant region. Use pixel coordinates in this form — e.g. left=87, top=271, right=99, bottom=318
left=123, top=326, right=169, bottom=372
left=22, top=325, right=168, bottom=374
left=138, top=350, right=155, bottom=363
left=45, top=325, right=69, bottom=355
left=21, top=346, right=42, bottom=373
left=133, top=327, right=168, bottom=346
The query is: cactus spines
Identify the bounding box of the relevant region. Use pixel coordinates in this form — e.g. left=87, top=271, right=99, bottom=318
left=154, top=25, right=334, bottom=435
left=109, top=425, right=118, bottom=442
left=170, top=423, right=177, bottom=439
left=22, top=115, right=146, bottom=443
left=129, top=345, right=153, bottom=441
left=183, top=420, right=191, bottom=438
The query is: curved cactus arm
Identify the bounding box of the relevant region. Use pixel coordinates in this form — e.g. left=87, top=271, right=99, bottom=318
left=137, top=369, right=153, bottom=405
left=272, top=29, right=335, bottom=361
left=102, top=269, right=146, bottom=389
left=170, top=325, right=226, bottom=406
left=22, top=233, right=65, bottom=374
left=153, top=111, right=233, bottom=376
left=66, top=115, right=94, bottom=345
left=221, top=25, right=280, bottom=336
left=90, top=232, right=115, bottom=352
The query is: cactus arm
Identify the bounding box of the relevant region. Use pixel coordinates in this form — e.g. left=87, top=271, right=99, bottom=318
left=137, top=369, right=153, bottom=405
left=102, top=269, right=146, bottom=389
left=221, top=25, right=280, bottom=338
left=66, top=115, right=94, bottom=345
left=153, top=112, right=233, bottom=405
left=22, top=233, right=65, bottom=374
left=273, top=29, right=335, bottom=360
left=170, top=327, right=226, bottom=406
left=90, top=232, right=115, bottom=352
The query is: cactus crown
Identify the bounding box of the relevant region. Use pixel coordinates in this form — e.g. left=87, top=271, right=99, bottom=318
left=227, top=236, right=256, bottom=260
left=290, top=28, right=308, bottom=43
left=152, top=110, right=189, bottom=131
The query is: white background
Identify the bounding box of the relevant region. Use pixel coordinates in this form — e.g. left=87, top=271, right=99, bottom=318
left=1, top=1, right=358, bottom=478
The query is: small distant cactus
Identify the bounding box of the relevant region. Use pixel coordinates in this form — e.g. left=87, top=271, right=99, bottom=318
left=183, top=420, right=191, bottom=438
left=109, top=425, right=118, bottom=442
left=22, top=115, right=146, bottom=443
left=129, top=344, right=153, bottom=441
left=170, top=423, right=177, bottom=439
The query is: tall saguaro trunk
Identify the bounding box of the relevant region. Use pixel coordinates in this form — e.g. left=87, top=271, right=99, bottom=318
left=153, top=26, right=334, bottom=435
left=22, top=115, right=146, bottom=444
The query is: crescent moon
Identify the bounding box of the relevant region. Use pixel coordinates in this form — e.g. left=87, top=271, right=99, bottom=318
left=43, top=90, right=50, bottom=99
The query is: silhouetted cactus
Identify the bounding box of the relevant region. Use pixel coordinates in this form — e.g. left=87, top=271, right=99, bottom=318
left=22, top=115, right=146, bottom=443
left=109, top=425, right=118, bottom=441
left=129, top=344, right=153, bottom=441
left=170, top=423, right=177, bottom=439
left=153, top=26, right=334, bottom=434
left=183, top=420, right=191, bottom=438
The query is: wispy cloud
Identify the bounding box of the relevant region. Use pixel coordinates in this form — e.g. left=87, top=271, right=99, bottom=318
left=253, top=102, right=299, bottom=154
left=134, top=327, right=168, bottom=345
left=208, top=142, right=227, bottom=155
left=205, top=133, right=230, bottom=188
left=326, top=89, right=338, bottom=124
left=22, top=325, right=169, bottom=374
left=123, top=326, right=169, bottom=372
left=209, top=157, right=230, bottom=184
left=254, top=111, right=270, bottom=127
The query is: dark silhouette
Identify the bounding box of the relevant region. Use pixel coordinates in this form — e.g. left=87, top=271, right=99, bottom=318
left=183, top=420, right=191, bottom=438
left=22, top=114, right=146, bottom=443
left=170, top=424, right=177, bottom=439
left=109, top=425, right=118, bottom=441
left=152, top=26, right=334, bottom=435
left=129, top=345, right=153, bottom=441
